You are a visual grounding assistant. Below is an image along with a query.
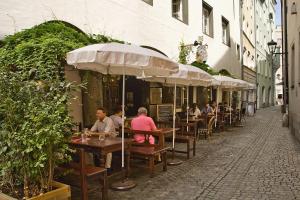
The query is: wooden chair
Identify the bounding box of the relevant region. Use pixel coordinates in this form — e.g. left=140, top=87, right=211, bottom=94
left=198, top=116, right=215, bottom=140
left=216, top=112, right=225, bottom=132
left=129, top=130, right=170, bottom=177
left=57, top=148, right=108, bottom=200
left=174, top=121, right=197, bottom=159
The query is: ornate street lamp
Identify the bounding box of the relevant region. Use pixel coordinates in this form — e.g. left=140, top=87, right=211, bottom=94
left=267, top=39, right=277, bottom=54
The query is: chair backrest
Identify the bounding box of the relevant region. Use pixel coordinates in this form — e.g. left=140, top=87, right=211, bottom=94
left=75, top=148, right=86, bottom=175
left=129, top=129, right=165, bottom=148
left=207, top=116, right=216, bottom=130
left=180, top=122, right=197, bottom=136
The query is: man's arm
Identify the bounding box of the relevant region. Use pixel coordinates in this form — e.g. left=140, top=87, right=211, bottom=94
left=90, top=121, right=98, bottom=132
left=149, top=118, right=157, bottom=131
left=104, top=118, right=117, bottom=137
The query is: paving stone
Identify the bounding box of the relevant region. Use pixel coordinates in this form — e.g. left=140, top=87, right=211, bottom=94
left=72, top=107, right=300, bottom=200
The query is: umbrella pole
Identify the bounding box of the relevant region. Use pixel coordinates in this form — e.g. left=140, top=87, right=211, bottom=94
left=173, top=83, right=177, bottom=150
left=215, top=87, right=219, bottom=127
left=230, top=89, right=232, bottom=125
left=111, top=71, right=136, bottom=190
left=186, top=86, right=189, bottom=132
left=168, top=82, right=182, bottom=166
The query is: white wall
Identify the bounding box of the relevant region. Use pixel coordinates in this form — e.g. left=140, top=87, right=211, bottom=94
left=286, top=0, right=300, bottom=139
left=0, top=0, right=241, bottom=77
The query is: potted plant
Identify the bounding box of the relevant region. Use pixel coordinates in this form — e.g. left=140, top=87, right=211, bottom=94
left=0, top=21, right=122, bottom=199
left=0, top=22, right=86, bottom=200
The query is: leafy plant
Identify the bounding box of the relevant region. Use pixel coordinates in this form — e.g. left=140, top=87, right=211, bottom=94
left=0, top=21, right=119, bottom=198
left=178, top=40, right=190, bottom=64
left=190, top=61, right=219, bottom=75
left=218, top=69, right=234, bottom=77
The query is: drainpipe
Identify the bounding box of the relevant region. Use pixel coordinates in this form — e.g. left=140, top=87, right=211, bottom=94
left=254, top=0, right=258, bottom=111
left=239, top=0, right=245, bottom=106
left=240, top=0, right=244, bottom=81
left=283, top=0, right=289, bottom=113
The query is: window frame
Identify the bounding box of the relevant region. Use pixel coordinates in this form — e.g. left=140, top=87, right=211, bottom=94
left=202, top=1, right=213, bottom=37
left=221, top=16, right=230, bottom=46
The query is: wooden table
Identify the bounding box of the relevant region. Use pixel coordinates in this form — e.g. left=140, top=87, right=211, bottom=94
left=69, top=136, right=132, bottom=177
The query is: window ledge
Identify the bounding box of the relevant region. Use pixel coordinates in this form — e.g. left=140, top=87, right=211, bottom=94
left=172, top=17, right=188, bottom=25
left=222, top=42, right=230, bottom=47
left=203, top=32, right=214, bottom=38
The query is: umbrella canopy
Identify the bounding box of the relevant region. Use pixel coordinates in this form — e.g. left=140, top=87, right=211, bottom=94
left=141, top=64, right=216, bottom=86
left=233, top=79, right=254, bottom=90
left=212, top=75, right=246, bottom=89
left=66, top=42, right=179, bottom=172
left=67, top=42, right=179, bottom=76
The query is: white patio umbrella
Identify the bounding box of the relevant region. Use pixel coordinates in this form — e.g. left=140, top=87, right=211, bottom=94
left=67, top=42, right=179, bottom=189
left=212, top=75, right=248, bottom=125
left=141, top=64, right=215, bottom=162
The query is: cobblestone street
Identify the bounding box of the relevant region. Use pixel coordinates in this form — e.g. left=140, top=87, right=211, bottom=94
left=74, top=107, right=300, bottom=200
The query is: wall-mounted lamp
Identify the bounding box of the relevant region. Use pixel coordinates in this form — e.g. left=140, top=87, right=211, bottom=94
left=291, top=2, right=297, bottom=15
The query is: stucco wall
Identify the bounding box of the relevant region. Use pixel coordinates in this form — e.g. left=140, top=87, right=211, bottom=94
left=0, top=0, right=241, bottom=77
left=286, top=0, right=300, bottom=140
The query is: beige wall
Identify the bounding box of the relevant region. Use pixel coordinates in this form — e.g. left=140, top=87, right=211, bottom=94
left=64, top=66, right=83, bottom=125
left=242, top=0, right=256, bottom=70
left=286, top=0, right=300, bottom=139
left=0, top=0, right=241, bottom=77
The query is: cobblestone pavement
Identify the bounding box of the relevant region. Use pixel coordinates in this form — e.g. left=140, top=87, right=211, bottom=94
left=72, top=107, right=300, bottom=200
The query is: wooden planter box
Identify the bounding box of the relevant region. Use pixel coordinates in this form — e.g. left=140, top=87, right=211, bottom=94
left=0, top=181, right=71, bottom=200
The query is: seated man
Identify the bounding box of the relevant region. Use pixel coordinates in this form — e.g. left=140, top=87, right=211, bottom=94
left=110, top=106, right=123, bottom=131
left=91, top=107, right=116, bottom=170
left=131, top=107, right=157, bottom=144
left=201, top=103, right=213, bottom=115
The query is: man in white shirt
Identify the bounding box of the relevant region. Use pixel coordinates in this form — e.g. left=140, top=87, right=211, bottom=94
left=91, top=107, right=116, bottom=169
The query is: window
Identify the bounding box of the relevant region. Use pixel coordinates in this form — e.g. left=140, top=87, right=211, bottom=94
left=172, top=0, right=188, bottom=24
left=291, top=44, right=295, bottom=88
left=237, top=44, right=240, bottom=60
left=222, top=17, right=230, bottom=46
left=142, top=0, right=153, bottom=5
left=202, top=2, right=213, bottom=37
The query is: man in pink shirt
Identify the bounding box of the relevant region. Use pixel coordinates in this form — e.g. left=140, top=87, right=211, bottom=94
left=131, top=107, right=157, bottom=144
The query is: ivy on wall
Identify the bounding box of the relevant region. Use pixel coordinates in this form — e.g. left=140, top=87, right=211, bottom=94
left=0, top=21, right=120, bottom=198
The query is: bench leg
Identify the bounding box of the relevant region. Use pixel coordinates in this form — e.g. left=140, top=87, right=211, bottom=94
left=162, top=152, right=167, bottom=172
left=80, top=175, right=88, bottom=200
left=149, top=156, right=155, bottom=178
left=187, top=141, right=190, bottom=159
left=101, top=171, right=108, bottom=200
left=193, top=138, right=196, bottom=156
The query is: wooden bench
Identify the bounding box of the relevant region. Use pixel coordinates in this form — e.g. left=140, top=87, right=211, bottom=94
left=57, top=148, right=108, bottom=200
left=174, top=121, right=197, bottom=159
left=128, top=130, right=170, bottom=178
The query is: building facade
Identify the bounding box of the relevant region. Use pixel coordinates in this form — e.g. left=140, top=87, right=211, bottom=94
left=273, top=25, right=283, bottom=105
left=255, top=0, right=277, bottom=108
left=0, top=0, right=243, bottom=124
left=242, top=0, right=257, bottom=104
left=281, top=0, right=300, bottom=140
left=0, top=0, right=242, bottom=77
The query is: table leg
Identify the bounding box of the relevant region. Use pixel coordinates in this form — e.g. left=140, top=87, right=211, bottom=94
left=125, top=149, right=130, bottom=178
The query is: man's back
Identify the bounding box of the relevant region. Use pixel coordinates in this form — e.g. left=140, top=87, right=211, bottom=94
left=131, top=115, right=157, bottom=144
left=131, top=115, right=157, bottom=131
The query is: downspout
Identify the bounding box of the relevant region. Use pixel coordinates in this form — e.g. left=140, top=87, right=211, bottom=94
left=254, top=0, right=258, bottom=111
left=283, top=0, right=289, bottom=112
left=240, top=0, right=244, bottom=80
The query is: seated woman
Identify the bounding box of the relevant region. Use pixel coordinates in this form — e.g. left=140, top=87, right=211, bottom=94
left=131, top=107, right=157, bottom=144
left=189, top=103, right=201, bottom=118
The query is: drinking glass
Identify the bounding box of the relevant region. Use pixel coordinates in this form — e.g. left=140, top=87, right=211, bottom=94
left=99, top=134, right=105, bottom=141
